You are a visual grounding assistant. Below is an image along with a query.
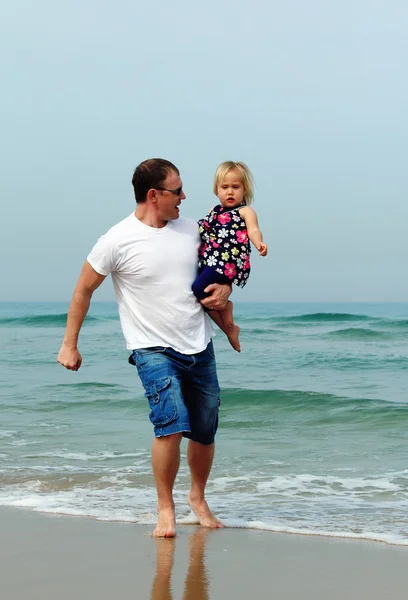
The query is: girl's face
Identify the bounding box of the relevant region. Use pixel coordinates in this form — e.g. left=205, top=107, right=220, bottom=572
left=217, top=169, right=245, bottom=209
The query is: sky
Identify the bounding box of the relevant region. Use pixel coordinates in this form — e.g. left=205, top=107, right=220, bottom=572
left=1, top=0, right=407, bottom=302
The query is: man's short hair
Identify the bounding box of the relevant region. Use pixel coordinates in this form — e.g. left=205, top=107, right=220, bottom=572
left=132, top=158, right=179, bottom=203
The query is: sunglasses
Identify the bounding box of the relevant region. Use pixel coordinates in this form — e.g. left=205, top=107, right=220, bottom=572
left=155, top=186, right=183, bottom=196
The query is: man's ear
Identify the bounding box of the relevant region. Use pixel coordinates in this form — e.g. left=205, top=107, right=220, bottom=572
left=146, top=188, right=157, bottom=203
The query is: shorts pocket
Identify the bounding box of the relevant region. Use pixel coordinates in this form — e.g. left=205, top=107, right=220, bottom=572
left=145, top=376, right=178, bottom=427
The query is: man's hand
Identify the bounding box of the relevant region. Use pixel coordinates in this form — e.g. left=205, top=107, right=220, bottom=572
left=57, top=345, right=82, bottom=371
left=258, top=243, right=268, bottom=256
left=200, top=283, right=232, bottom=311
left=56, top=261, right=106, bottom=373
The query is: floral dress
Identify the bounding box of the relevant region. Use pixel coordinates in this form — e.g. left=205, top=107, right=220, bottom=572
left=198, top=204, right=251, bottom=288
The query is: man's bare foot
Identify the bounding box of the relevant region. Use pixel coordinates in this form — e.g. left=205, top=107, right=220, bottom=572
left=153, top=506, right=176, bottom=538
left=187, top=493, right=224, bottom=529
left=227, top=325, right=241, bottom=352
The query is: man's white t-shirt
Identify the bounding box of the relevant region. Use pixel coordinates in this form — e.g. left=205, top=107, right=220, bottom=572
left=87, top=214, right=213, bottom=354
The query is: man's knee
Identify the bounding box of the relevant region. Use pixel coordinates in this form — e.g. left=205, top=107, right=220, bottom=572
left=155, top=432, right=183, bottom=445
left=188, top=439, right=215, bottom=450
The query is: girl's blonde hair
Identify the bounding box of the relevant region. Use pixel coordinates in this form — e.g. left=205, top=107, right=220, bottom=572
left=213, top=161, right=254, bottom=205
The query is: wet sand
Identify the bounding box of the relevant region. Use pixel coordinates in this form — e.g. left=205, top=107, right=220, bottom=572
left=1, top=508, right=407, bottom=600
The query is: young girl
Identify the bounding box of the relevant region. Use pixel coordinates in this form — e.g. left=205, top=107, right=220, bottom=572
left=192, top=161, right=268, bottom=352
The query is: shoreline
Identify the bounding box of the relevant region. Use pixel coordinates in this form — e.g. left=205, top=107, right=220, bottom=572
left=3, top=505, right=408, bottom=548
left=1, top=507, right=408, bottom=600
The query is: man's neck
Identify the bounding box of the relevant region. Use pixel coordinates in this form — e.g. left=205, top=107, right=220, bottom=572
left=134, top=206, right=167, bottom=229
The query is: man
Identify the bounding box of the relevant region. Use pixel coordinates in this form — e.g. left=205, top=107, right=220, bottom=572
left=57, top=158, right=230, bottom=537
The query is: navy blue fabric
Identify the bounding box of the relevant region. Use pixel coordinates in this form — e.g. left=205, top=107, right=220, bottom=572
left=192, top=267, right=230, bottom=299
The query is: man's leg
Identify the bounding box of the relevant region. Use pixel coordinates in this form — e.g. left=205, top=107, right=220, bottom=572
left=183, top=340, right=223, bottom=528
left=187, top=440, right=223, bottom=528
left=152, top=433, right=183, bottom=538
left=130, top=347, right=192, bottom=537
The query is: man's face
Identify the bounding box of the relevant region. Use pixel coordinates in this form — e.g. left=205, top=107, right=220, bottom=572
left=155, top=171, right=186, bottom=222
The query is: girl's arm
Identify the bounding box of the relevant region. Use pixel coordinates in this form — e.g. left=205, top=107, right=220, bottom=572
left=240, top=207, right=268, bottom=256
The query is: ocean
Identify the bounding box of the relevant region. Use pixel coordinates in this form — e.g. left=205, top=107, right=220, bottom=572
left=1, top=301, right=408, bottom=545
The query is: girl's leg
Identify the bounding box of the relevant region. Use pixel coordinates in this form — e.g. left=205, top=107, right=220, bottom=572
left=192, top=268, right=240, bottom=352
left=208, top=303, right=240, bottom=353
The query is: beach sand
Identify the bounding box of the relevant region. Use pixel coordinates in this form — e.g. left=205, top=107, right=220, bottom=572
left=1, top=508, right=407, bottom=600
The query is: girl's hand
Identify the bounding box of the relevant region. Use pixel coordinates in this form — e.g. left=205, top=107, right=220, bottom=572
left=257, top=243, right=268, bottom=256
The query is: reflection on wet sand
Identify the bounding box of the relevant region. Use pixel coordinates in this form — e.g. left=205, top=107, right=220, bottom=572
left=151, top=528, right=210, bottom=600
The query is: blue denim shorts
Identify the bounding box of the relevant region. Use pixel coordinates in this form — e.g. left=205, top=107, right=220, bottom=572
left=129, top=341, right=220, bottom=445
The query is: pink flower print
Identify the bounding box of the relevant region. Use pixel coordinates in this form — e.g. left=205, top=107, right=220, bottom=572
left=218, top=212, right=231, bottom=225
left=236, top=229, right=248, bottom=243
left=243, top=256, right=250, bottom=271
left=200, top=243, right=208, bottom=256
left=211, top=241, right=220, bottom=248
left=224, top=263, right=237, bottom=279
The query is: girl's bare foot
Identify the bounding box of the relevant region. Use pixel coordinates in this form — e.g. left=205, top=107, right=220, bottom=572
left=152, top=507, right=176, bottom=538
left=227, top=325, right=241, bottom=352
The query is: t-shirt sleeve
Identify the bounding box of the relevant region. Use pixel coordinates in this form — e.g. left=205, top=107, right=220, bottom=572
left=87, top=234, right=117, bottom=276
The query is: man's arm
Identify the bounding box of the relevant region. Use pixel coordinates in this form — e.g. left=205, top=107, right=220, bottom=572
left=57, top=261, right=106, bottom=371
